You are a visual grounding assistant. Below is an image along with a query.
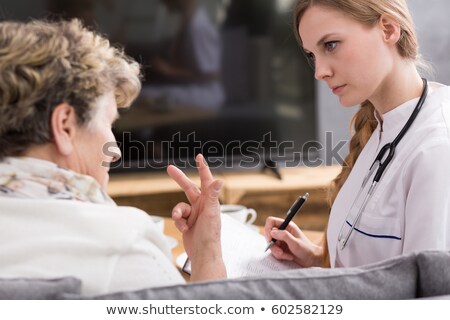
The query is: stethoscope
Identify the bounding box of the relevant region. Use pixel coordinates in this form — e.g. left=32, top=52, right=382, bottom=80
left=338, top=78, right=429, bottom=250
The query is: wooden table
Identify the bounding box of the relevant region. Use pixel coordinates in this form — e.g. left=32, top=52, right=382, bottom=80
left=108, top=166, right=340, bottom=204
left=108, top=165, right=341, bottom=231
left=220, top=166, right=341, bottom=205
left=163, top=217, right=324, bottom=281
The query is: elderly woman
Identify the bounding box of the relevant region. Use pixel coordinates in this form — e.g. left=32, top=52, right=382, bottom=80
left=0, top=19, right=225, bottom=295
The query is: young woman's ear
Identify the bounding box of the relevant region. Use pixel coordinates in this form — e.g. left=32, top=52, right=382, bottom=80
left=51, top=103, right=78, bottom=156
left=378, top=14, right=402, bottom=45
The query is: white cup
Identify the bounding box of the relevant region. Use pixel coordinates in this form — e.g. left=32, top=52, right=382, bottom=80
left=149, top=215, right=165, bottom=232
left=220, top=204, right=257, bottom=225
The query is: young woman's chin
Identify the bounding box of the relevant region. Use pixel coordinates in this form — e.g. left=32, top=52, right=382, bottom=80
left=338, top=97, right=362, bottom=108
left=337, top=90, right=366, bottom=108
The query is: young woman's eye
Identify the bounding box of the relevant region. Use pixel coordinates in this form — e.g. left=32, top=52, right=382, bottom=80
left=325, top=41, right=338, bottom=51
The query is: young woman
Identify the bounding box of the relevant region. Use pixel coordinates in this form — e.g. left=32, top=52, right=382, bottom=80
left=263, top=0, right=450, bottom=268
left=169, top=0, right=450, bottom=272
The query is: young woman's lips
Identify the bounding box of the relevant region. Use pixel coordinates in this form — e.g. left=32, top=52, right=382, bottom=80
left=332, top=85, right=346, bottom=95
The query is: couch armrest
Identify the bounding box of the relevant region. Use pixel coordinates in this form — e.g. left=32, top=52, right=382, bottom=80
left=416, top=250, right=450, bottom=298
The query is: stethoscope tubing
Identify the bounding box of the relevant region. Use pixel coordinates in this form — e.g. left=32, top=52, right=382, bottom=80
left=338, top=78, right=429, bottom=250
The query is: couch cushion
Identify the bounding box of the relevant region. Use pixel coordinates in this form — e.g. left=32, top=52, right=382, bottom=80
left=419, top=295, right=450, bottom=300
left=416, top=250, right=450, bottom=298
left=0, top=277, right=81, bottom=300
left=81, top=253, right=418, bottom=300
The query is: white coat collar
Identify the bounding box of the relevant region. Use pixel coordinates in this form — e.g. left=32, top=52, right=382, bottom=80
left=373, top=82, right=444, bottom=141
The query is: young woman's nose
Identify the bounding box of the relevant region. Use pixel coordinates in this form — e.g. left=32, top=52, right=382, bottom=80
left=314, top=57, right=333, bottom=80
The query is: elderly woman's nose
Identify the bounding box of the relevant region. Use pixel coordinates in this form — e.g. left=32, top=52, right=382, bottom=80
left=111, top=143, right=121, bottom=162
left=103, top=141, right=121, bottom=162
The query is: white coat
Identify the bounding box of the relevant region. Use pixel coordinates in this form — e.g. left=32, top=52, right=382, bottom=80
left=328, top=82, right=450, bottom=267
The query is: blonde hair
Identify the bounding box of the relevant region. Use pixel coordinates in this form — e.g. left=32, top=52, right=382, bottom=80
left=293, top=0, right=421, bottom=266
left=0, top=19, right=141, bottom=159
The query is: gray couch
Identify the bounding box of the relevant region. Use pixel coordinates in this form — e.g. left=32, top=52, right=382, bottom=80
left=1, top=250, right=449, bottom=300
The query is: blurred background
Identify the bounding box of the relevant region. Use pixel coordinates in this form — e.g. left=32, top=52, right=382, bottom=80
left=0, top=0, right=316, bottom=171
left=1, top=0, right=450, bottom=174
left=2, top=0, right=450, bottom=228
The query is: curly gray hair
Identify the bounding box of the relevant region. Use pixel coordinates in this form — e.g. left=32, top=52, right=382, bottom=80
left=0, top=19, right=142, bottom=159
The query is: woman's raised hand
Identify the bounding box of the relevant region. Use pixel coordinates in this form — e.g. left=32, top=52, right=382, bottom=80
left=166, top=154, right=226, bottom=280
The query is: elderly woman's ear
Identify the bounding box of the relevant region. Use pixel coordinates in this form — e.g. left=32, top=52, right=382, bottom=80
left=51, top=103, right=79, bottom=156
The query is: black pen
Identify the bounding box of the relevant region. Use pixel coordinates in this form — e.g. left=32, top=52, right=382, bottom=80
left=264, top=192, right=309, bottom=252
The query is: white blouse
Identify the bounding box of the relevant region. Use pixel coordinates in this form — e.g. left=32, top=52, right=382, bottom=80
left=0, top=158, right=184, bottom=295
left=0, top=198, right=185, bottom=295
left=328, top=83, right=450, bottom=267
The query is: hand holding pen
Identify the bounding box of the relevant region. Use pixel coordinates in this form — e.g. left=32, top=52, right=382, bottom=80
left=265, top=193, right=309, bottom=252
left=263, top=193, right=323, bottom=267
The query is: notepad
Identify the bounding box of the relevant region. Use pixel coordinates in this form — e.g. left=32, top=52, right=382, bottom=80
left=181, top=214, right=299, bottom=278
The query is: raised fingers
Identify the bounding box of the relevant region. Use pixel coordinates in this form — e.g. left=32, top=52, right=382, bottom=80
left=167, top=165, right=200, bottom=204
left=195, top=154, right=214, bottom=192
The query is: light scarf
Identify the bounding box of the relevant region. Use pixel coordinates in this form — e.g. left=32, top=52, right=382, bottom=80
left=0, top=157, right=115, bottom=205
